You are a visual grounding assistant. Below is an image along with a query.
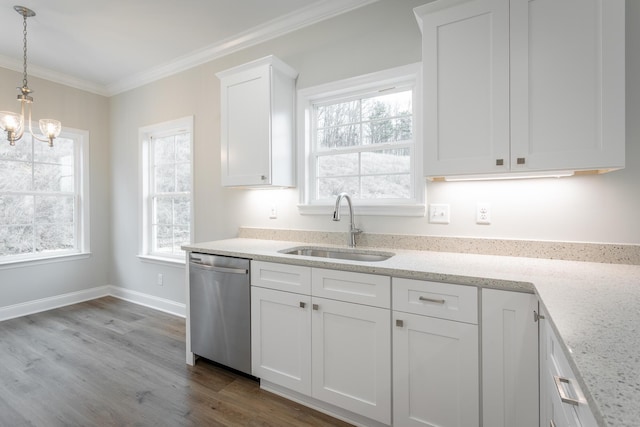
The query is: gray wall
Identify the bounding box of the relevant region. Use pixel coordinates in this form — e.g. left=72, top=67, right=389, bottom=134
left=0, top=69, right=110, bottom=307
left=2, top=0, right=637, bottom=309
left=109, top=0, right=640, bottom=303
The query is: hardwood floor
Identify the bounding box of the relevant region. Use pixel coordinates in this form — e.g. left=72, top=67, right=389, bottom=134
left=0, top=297, right=352, bottom=427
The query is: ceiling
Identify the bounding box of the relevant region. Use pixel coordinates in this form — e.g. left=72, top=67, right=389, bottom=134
left=0, top=0, right=378, bottom=96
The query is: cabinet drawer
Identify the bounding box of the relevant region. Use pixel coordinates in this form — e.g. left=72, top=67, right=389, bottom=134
left=251, top=261, right=311, bottom=294
left=312, top=268, right=390, bottom=308
left=392, top=278, right=478, bottom=324
left=547, top=325, right=598, bottom=427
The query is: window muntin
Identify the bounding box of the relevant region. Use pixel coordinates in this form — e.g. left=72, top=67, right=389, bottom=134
left=0, top=131, right=87, bottom=262
left=150, top=132, right=191, bottom=256
left=141, top=118, right=193, bottom=261
left=297, top=64, right=424, bottom=216
left=312, top=88, right=414, bottom=202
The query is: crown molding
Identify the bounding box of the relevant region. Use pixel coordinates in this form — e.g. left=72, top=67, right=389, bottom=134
left=0, top=54, right=110, bottom=97
left=1, top=0, right=379, bottom=97
left=106, top=0, right=380, bottom=96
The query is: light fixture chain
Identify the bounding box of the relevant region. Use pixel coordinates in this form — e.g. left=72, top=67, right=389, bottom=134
left=22, top=10, right=28, bottom=89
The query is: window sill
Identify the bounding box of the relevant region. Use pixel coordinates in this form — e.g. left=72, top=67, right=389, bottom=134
left=0, top=252, right=92, bottom=270
left=298, top=203, right=426, bottom=217
left=138, top=254, right=186, bottom=267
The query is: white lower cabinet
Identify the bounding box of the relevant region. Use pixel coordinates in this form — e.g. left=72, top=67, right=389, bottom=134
left=251, top=286, right=311, bottom=395
left=539, top=306, right=598, bottom=427
left=482, top=289, right=539, bottom=427
left=392, top=278, right=479, bottom=427
left=252, top=262, right=544, bottom=427
left=393, top=312, right=479, bottom=427
left=251, top=262, right=391, bottom=425
left=312, top=297, right=391, bottom=424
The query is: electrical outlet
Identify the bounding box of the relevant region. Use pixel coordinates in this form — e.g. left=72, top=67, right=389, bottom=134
left=429, top=204, right=450, bottom=224
left=476, top=203, right=491, bottom=224
left=157, top=273, right=163, bottom=286
left=269, top=205, right=277, bottom=219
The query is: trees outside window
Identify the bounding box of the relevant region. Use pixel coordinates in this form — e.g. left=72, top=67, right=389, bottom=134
left=140, top=117, right=193, bottom=261
left=0, top=128, right=89, bottom=263
left=298, top=64, right=424, bottom=216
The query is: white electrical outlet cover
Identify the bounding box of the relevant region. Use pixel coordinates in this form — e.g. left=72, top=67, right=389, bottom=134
left=476, top=203, right=491, bottom=224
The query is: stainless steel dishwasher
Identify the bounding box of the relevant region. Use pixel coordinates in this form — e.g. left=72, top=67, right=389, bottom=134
left=189, top=252, right=251, bottom=375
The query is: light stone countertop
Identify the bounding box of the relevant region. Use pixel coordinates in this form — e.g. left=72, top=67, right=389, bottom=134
left=183, top=238, right=640, bottom=427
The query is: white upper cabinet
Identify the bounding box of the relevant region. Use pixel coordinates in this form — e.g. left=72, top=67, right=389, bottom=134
left=217, top=56, right=298, bottom=187
left=417, top=0, right=510, bottom=177
left=415, top=0, right=625, bottom=179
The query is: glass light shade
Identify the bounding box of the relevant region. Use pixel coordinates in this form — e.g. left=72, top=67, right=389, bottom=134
left=39, top=119, right=62, bottom=139
left=0, top=111, right=24, bottom=134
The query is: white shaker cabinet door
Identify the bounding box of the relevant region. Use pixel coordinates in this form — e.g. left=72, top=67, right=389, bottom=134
left=417, top=0, right=510, bottom=177
left=220, top=64, right=271, bottom=186
left=251, top=286, right=311, bottom=395
left=509, top=0, right=625, bottom=173
left=218, top=56, right=297, bottom=187
left=482, top=289, right=539, bottom=427
left=393, top=311, right=479, bottom=427
left=311, top=297, right=391, bottom=425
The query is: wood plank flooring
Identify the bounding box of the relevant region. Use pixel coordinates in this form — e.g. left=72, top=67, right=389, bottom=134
left=0, top=296, right=352, bottom=427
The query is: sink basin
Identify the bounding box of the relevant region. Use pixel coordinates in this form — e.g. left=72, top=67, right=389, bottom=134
left=280, top=246, right=394, bottom=262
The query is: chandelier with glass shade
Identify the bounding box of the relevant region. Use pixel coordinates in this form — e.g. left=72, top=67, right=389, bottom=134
left=0, top=6, right=62, bottom=147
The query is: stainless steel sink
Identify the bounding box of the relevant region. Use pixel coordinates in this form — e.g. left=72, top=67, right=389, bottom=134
left=280, top=246, right=394, bottom=262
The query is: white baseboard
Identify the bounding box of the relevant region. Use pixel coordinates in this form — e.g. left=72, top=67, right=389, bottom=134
left=0, top=285, right=186, bottom=322
left=108, top=286, right=186, bottom=318
left=0, top=286, right=111, bottom=322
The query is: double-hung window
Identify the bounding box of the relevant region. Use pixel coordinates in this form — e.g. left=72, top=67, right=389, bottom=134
left=0, top=127, right=90, bottom=264
left=140, top=117, right=193, bottom=262
left=298, top=63, right=424, bottom=216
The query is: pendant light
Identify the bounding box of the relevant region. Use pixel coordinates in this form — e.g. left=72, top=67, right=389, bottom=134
left=0, top=6, right=62, bottom=148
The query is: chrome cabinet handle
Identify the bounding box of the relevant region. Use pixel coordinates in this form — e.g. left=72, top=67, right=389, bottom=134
left=299, top=302, right=306, bottom=308
left=554, top=376, right=580, bottom=406
left=419, top=296, right=445, bottom=304
left=550, top=420, right=556, bottom=427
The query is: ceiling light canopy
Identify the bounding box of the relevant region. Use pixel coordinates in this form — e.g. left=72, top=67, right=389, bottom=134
left=0, top=5, right=62, bottom=147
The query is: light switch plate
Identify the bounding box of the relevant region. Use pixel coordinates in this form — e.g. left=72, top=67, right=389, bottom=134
left=429, top=204, right=450, bottom=224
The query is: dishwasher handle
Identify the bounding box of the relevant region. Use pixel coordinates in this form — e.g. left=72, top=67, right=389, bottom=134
left=189, top=262, right=248, bottom=275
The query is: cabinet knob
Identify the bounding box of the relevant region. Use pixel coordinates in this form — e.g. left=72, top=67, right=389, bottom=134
left=517, top=157, right=526, bottom=165
left=299, top=302, right=306, bottom=308
left=496, top=158, right=504, bottom=166
left=312, top=304, right=319, bottom=311
left=261, top=175, right=267, bottom=180
left=396, top=319, right=404, bottom=327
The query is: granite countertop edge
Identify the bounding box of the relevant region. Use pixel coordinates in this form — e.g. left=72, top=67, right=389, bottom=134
left=183, top=238, right=640, bottom=427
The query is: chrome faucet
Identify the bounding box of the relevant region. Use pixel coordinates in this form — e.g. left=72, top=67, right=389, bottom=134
left=333, top=192, right=362, bottom=248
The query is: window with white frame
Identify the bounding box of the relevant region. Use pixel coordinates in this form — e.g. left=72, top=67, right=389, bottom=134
left=298, top=64, right=424, bottom=216
left=140, top=117, right=193, bottom=261
left=0, top=127, right=90, bottom=264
